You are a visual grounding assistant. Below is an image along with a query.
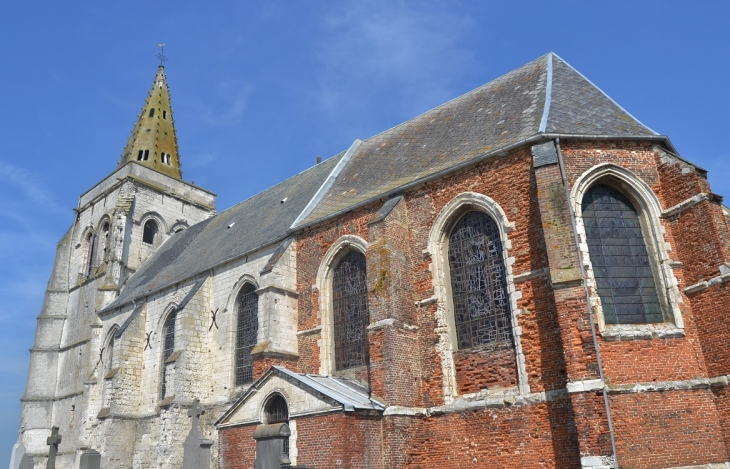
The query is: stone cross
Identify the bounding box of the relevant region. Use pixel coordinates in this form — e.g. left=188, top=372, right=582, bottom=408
left=46, top=426, right=62, bottom=469
left=183, top=398, right=207, bottom=469
left=188, top=398, right=205, bottom=427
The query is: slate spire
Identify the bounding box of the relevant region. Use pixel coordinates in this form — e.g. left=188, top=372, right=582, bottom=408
left=118, top=65, right=182, bottom=179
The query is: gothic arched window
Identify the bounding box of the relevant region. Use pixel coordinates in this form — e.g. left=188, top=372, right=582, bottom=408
left=448, top=211, right=512, bottom=350
left=235, top=284, right=258, bottom=385
left=83, top=231, right=95, bottom=277
left=332, top=251, right=369, bottom=370
left=582, top=184, right=662, bottom=325
left=143, top=220, right=158, bottom=245
left=161, top=312, right=176, bottom=398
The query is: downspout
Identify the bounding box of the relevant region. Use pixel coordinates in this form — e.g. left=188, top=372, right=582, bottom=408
left=554, top=137, right=619, bottom=468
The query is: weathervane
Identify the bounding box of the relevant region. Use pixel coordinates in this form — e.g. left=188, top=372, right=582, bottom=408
left=157, top=43, right=167, bottom=66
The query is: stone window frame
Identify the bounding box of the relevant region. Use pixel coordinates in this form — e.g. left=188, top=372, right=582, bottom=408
left=315, top=235, right=370, bottom=375
left=78, top=224, right=96, bottom=278
left=103, top=324, right=119, bottom=375
left=224, top=274, right=261, bottom=389
left=426, top=192, right=528, bottom=401
left=158, top=304, right=181, bottom=399
left=94, top=215, right=113, bottom=266
left=137, top=212, right=168, bottom=247
left=571, top=163, right=684, bottom=340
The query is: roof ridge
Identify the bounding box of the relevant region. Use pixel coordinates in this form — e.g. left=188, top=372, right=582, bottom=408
left=356, top=53, right=551, bottom=145
left=550, top=53, right=657, bottom=136
left=538, top=52, right=554, bottom=133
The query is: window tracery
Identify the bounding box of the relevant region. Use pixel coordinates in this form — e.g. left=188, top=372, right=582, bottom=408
left=582, top=184, right=663, bottom=324
left=235, top=284, right=258, bottom=385
left=332, top=251, right=369, bottom=370
left=447, top=211, right=513, bottom=349
left=161, top=312, right=176, bottom=398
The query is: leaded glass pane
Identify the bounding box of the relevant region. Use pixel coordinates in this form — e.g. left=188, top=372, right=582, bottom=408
left=161, top=312, right=176, bottom=398
left=235, top=284, right=258, bottom=385
left=582, top=184, right=663, bottom=325
left=333, top=251, right=369, bottom=370
left=448, top=211, right=513, bottom=349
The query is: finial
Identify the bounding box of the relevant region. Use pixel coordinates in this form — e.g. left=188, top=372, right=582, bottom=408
left=157, top=43, right=167, bottom=67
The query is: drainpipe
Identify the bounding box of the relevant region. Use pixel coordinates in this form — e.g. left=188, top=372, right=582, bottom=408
left=554, top=137, right=619, bottom=468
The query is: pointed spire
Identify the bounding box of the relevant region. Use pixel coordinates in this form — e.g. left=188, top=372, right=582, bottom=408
left=118, top=65, right=182, bottom=179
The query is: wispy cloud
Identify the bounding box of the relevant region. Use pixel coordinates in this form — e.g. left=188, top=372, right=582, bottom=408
left=314, top=1, right=476, bottom=117
left=0, top=161, right=66, bottom=215
left=203, top=80, right=253, bottom=126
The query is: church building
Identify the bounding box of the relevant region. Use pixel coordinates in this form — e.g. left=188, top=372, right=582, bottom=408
left=17, top=53, right=730, bottom=469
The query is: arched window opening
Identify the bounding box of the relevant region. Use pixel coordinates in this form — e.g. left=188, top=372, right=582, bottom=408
left=143, top=220, right=158, bottom=245
left=148, top=108, right=155, bottom=118
left=143, top=149, right=150, bottom=161
left=137, top=150, right=144, bottom=161
left=161, top=312, right=176, bottom=398
left=582, top=184, right=663, bottom=325
left=106, top=334, right=115, bottom=373
left=332, top=251, right=369, bottom=370
left=235, top=284, right=258, bottom=385
left=84, top=232, right=96, bottom=277
left=265, top=395, right=289, bottom=455
left=163, top=110, right=167, bottom=119
left=97, top=222, right=110, bottom=264
left=448, top=211, right=512, bottom=350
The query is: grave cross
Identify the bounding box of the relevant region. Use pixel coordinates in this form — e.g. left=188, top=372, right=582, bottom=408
left=188, top=398, right=205, bottom=427
left=46, top=426, right=61, bottom=469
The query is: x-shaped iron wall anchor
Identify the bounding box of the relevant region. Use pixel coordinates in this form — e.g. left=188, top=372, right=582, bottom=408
left=144, top=331, right=153, bottom=350
left=95, top=347, right=105, bottom=367
left=209, top=308, right=219, bottom=331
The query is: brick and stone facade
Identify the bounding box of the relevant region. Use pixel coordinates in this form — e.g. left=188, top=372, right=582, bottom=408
left=17, top=53, right=730, bottom=469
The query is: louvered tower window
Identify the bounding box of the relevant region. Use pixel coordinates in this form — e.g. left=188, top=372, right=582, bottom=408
left=235, top=284, right=258, bottom=385
left=161, top=312, right=176, bottom=398
left=582, top=184, right=662, bottom=324
left=448, top=211, right=512, bottom=349
left=333, top=251, right=369, bottom=370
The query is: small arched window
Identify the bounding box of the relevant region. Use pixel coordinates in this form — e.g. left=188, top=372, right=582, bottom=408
left=235, top=284, right=258, bottom=385
left=97, top=222, right=110, bottom=263
left=581, top=184, right=662, bottom=325
left=143, top=220, right=158, bottom=245
left=161, top=312, right=176, bottom=398
left=106, top=334, right=115, bottom=373
left=84, top=232, right=96, bottom=277
left=332, top=251, right=369, bottom=370
left=265, top=395, right=289, bottom=456
left=447, top=211, right=512, bottom=350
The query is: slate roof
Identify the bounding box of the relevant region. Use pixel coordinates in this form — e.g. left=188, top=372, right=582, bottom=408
left=294, top=53, right=659, bottom=227
left=104, top=52, right=664, bottom=312
left=216, top=366, right=385, bottom=426
left=102, top=153, right=343, bottom=312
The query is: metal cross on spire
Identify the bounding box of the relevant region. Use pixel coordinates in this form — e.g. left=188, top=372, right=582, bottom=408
left=157, top=43, right=167, bottom=66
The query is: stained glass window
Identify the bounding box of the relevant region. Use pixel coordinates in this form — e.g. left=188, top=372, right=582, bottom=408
left=333, top=251, right=369, bottom=370
left=161, top=312, right=176, bottom=398
left=582, top=184, right=663, bottom=324
left=235, top=284, right=258, bottom=385
left=448, top=211, right=512, bottom=349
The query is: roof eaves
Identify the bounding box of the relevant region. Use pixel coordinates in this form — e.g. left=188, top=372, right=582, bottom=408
left=294, top=133, right=547, bottom=231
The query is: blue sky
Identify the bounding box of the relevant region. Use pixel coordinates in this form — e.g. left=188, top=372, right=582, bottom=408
left=1, top=0, right=728, bottom=462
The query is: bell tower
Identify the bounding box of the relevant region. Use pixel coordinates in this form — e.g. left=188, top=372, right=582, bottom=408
left=20, top=61, right=216, bottom=468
